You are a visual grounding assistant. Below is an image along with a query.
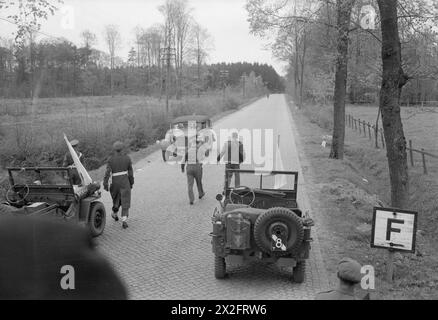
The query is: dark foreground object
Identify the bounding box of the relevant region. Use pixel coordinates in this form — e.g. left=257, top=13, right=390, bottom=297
left=0, top=215, right=127, bottom=300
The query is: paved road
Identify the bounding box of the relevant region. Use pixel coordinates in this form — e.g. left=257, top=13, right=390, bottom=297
left=97, top=94, right=329, bottom=299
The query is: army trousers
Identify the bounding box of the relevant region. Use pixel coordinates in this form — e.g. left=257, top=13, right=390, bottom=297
left=186, top=163, right=205, bottom=203
left=226, top=164, right=241, bottom=188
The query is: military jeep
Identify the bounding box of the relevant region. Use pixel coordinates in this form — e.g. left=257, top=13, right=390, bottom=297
left=1, top=167, right=106, bottom=237
left=211, top=169, right=313, bottom=283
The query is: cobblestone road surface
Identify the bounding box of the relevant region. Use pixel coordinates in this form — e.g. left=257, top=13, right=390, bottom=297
left=96, top=94, right=329, bottom=299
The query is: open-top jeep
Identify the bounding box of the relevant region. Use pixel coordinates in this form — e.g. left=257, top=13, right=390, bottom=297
left=211, top=169, right=314, bottom=283
left=1, top=167, right=106, bottom=237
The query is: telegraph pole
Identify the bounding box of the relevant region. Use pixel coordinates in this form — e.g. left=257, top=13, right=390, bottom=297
left=241, top=73, right=247, bottom=98
left=160, top=41, right=175, bottom=116
left=219, top=69, right=229, bottom=101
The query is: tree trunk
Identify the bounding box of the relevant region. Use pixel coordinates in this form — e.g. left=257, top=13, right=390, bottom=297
left=299, top=31, right=307, bottom=108
left=377, top=0, right=410, bottom=208
left=294, top=32, right=300, bottom=105
left=329, top=0, right=355, bottom=160
left=197, top=47, right=201, bottom=98
left=110, top=56, right=114, bottom=97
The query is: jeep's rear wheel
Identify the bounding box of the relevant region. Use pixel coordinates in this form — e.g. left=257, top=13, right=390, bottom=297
left=293, top=260, right=306, bottom=283
left=254, top=207, right=304, bottom=257
left=214, top=255, right=226, bottom=279
left=89, top=202, right=106, bottom=237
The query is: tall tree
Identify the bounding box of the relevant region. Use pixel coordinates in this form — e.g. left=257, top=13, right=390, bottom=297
left=377, top=0, right=410, bottom=208
left=190, top=22, right=213, bottom=97
left=159, top=0, right=192, bottom=100
left=104, top=24, right=121, bottom=97
left=81, top=30, right=97, bottom=49
left=80, top=30, right=97, bottom=65
left=329, top=0, right=355, bottom=160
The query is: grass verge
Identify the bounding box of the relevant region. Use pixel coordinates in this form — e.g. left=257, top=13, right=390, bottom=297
left=289, top=98, right=438, bottom=299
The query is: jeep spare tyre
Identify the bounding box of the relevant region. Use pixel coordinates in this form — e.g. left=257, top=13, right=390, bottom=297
left=254, top=207, right=304, bottom=256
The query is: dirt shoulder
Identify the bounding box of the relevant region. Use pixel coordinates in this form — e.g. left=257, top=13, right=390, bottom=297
left=288, top=99, right=438, bottom=300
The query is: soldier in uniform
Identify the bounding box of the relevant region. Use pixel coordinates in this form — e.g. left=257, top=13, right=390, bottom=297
left=181, top=139, right=206, bottom=205
left=62, top=139, right=84, bottom=185
left=103, top=141, right=134, bottom=229
left=315, top=257, right=362, bottom=300
left=217, top=132, right=245, bottom=188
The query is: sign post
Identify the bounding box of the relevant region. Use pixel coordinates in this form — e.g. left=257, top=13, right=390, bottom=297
left=371, top=207, right=418, bottom=282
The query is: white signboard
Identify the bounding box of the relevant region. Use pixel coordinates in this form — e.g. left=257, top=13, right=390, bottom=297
left=371, top=207, right=417, bottom=253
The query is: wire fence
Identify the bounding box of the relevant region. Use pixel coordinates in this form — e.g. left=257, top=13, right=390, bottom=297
left=346, top=114, right=438, bottom=175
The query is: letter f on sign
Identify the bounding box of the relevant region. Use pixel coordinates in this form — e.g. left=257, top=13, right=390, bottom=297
left=386, top=217, right=404, bottom=241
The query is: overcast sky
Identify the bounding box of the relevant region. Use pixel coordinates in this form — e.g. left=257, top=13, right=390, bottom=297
left=0, top=0, right=288, bottom=75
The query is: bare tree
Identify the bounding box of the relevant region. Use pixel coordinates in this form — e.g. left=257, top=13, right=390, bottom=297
left=159, top=0, right=193, bottom=100
left=190, top=22, right=213, bottom=97
left=104, top=24, right=121, bottom=97
left=133, top=26, right=145, bottom=68
left=81, top=30, right=97, bottom=49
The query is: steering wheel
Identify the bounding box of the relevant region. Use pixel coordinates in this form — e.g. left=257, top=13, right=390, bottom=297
left=6, top=184, right=30, bottom=205
left=229, top=186, right=256, bottom=207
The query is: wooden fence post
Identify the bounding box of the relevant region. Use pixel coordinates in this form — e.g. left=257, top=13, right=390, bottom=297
left=368, top=122, right=371, bottom=140
left=358, top=119, right=361, bottom=134
left=380, top=128, right=385, bottom=148
left=363, top=121, right=366, bottom=137
left=374, top=125, right=379, bottom=149
left=422, top=149, right=428, bottom=174
left=409, top=140, right=414, bottom=167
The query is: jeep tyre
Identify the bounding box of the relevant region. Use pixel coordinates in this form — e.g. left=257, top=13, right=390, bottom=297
left=293, top=260, right=306, bottom=283
left=214, top=255, right=226, bottom=279
left=254, top=207, right=304, bottom=256
left=89, top=202, right=106, bottom=237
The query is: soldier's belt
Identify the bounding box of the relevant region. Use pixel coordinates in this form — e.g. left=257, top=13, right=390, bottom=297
left=112, top=171, right=128, bottom=177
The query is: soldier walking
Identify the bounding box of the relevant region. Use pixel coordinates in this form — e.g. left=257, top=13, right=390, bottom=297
left=62, top=139, right=84, bottom=185
left=217, top=132, right=245, bottom=188
left=103, top=141, right=134, bottom=229
left=181, top=139, right=206, bottom=205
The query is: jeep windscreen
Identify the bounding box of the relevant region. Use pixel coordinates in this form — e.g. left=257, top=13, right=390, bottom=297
left=8, top=168, right=73, bottom=187
left=225, top=169, right=297, bottom=191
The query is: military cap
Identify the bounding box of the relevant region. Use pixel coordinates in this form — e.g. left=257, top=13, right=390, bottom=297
left=113, top=141, right=124, bottom=152
left=70, top=139, right=79, bottom=147
left=337, top=257, right=362, bottom=283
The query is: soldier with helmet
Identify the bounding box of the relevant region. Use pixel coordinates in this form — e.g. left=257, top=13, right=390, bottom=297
left=103, top=141, right=134, bottom=229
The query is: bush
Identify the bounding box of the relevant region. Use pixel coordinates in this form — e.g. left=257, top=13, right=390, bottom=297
left=302, top=103, right=333, bottom=131
left=224, top=96, right=240, bottom=111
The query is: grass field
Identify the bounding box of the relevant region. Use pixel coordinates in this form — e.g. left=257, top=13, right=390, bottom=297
left=292, top=99, right=438, bottom=299
left=0, top=90, right=250, bottom=170
left=346, top=105, right=438, bottom=156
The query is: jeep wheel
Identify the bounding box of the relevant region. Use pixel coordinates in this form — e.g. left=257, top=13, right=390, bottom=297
left=293, top=261, right=306, bottom=283
left=214, top=255, right=226, bottom=279
left=254, top=207, right=304, bottom=257
left=89, top=202, right=106, bottom=237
